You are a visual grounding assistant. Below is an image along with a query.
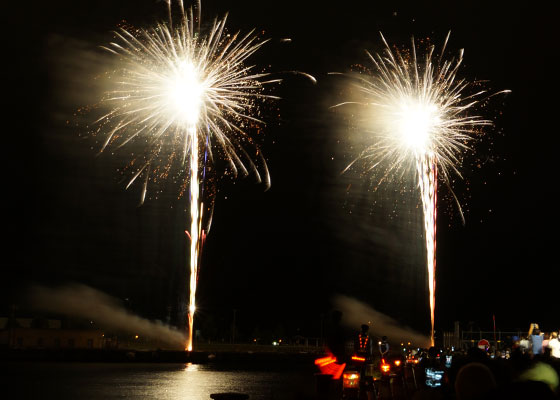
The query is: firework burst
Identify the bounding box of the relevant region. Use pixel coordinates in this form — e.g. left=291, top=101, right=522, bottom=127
left=336, top=32, right=509, bottom=345
left=95, top=0, right=277, bottom=351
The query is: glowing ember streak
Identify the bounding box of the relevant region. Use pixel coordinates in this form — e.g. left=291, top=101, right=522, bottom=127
left=418, top=154, right=437, bottom=348
left=187, top=124, right=199, bottom=352
left=96, top=1, right=275, bottom=352
left=315, top=356, right=337, bottom=367
left=315, top=356, right=346, bottom=379
left=336, top=32, right=509, bottom=346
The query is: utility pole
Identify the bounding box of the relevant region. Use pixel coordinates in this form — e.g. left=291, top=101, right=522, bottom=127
left=231, top=309, right=237, bottom=344
left=319, top=313, right=324, bottom=347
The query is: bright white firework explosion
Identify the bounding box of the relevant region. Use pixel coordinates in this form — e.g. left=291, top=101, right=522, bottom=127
left=95, top=0, right=277, bottom=351
left=336, top=32, right=509, bottom=346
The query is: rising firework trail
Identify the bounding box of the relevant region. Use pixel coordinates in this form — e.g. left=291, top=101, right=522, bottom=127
left=335, top=32, right=509, bottom=345
left=95, top=0, right=277, bottom=351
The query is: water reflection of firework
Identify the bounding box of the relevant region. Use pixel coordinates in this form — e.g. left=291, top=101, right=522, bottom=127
left=337, top=33, right=509, bottom=346
left=96, top=1, right=275, bottom=351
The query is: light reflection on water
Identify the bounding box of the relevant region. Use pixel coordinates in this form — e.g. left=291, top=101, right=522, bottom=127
left=1, top=361, right=316, bottom=400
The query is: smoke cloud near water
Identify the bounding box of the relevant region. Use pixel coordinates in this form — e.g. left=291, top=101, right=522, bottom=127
left=333, top=294, right=431, bottom=348
left=28, top=284, right=186, bottom=349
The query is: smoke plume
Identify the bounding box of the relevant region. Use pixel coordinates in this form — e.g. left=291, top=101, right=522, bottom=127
left=333, top=294, right=431, bottom=348
left=28, top=284, right=186, bottom=349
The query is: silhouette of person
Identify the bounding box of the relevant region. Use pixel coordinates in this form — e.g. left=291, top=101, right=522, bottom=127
left=379, top=335, right=390, bottom=359
left=355, top=324, right=373, bottom=360
left=528, top=323, right=544, bottom=356
left=454, top=362, right=497, bottom=400
left=548, top=332, right=560, bottom=359
left=417, top=346, right=444, bottom=390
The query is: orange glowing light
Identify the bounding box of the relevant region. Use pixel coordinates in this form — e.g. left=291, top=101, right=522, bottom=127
left=315, top=356, right=336, bottom=367
left=332, top=363, right=346, bottom=380
left=394, top=360, right=401, bottom=366
left=343, top=372, right=360, bottom=388
left=314, top=356, right=346, bottom=380
left=381, top=360, right=391, bottom=373
left=352, top=355, right=366, bottom=362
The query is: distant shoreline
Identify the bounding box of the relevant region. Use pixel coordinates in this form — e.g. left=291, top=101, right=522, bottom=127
left=0, top=347, right=322, bottom=365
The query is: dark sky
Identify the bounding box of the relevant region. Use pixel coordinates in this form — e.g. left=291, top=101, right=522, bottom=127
left=6, top=1, right=558, bottom=340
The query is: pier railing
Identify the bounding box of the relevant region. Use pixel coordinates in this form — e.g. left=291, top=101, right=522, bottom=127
left=443, top=330, right=525, bottom=350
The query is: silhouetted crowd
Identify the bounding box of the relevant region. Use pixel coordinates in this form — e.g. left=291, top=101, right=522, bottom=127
left=412, top=325, right=560, bottom=399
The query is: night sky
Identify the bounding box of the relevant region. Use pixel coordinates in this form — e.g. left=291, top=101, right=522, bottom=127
left=6, top=1, right=558, bottom=341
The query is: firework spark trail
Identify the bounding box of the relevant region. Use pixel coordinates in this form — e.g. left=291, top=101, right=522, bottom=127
left=336, top=32, right=509, bottom=346
left=418, top=154, right=437, bottom=346
left=96, top=1, right=277, bottom=351
left=188, top=124, right=199, bottom=352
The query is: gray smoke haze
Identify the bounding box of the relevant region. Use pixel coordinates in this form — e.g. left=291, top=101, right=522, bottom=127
left=28, top=284, right=186, bottom=349
left=333, top=294, right=431, bottom=348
